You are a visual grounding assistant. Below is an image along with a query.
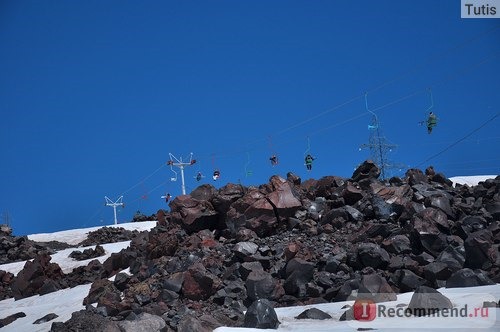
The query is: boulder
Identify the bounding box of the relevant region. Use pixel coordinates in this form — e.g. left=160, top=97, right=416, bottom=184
left=405, top=286, right=453, bottom=317
left=243, top=299, right=280, bottom=329
left=169, top=195, right=219, bottom=233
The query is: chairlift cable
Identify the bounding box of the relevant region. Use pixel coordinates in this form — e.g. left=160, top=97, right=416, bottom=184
left=416, top=112, right=500, bottom=167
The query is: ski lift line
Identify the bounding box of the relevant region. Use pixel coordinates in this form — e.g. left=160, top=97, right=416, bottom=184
left=303, top=136, right=310, bottom=155
left=244, top=152, right=252, bottom=177
left=98, top=30, right=499, bottom=206
left=416, top=112, right=500, bottom=168
left=418, top=159, right=500, bottom=172
left=430, top=51, right=500, bottom=89
left=127, top=179, right=172, bottom=204
left=273, top=94, right=365, bottom=138
left=119, top=163, right=166, bottom=197
left=194, top=50, right=497, bottom=163
left=400, top=136, right=500, bottom=148
left=438, top=166, right=500, bottom=173
left=85, top=206, right=106, bottom=225
left=366, top=24, right=500, bottom=95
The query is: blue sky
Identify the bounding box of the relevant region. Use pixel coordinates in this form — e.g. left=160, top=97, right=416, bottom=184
left=1, top=1, right=499, bottom=235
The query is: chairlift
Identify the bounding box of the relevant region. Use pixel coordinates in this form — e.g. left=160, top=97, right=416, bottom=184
left=365, top=92, right=379, bottom=130
left=170, top=168, right=178, bottom=181
left=245, top=152, right=253, bottom=177
left=268, top=136, right=279, bottom=166
left=194, top=171, right=205, bottom=181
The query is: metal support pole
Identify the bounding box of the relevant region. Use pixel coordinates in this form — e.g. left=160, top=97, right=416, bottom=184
left=179, top=165, right=186, bottom=195
left=167, top=153, right=196, bottom=196
left=105, top=196, right=124, bottom=225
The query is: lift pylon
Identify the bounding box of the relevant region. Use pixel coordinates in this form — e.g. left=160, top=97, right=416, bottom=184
left=167, top=153, right=196, bottom=195
left=104, top=196, right=124, bottom=225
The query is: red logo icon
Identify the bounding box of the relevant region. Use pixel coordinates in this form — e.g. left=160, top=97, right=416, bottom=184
left=353, top=299, right=376, bottom=321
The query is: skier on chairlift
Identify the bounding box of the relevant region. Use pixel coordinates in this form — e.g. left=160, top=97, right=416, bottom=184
left=305, top=154, right=315, bottom=171
left=269, top=155, right=278, bottom=166
left=196, top=172, right=203, bottom=181
left=164, top=193, right=171, bottom=203
left=427, top=112, right=438, bottom=134
left=213, top=169, right=220, bottom=181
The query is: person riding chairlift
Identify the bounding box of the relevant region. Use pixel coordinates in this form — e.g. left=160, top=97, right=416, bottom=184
left=427, top=112, right=438, bottom=134
left=213, top=169, right=220, bottom=181
left=164, top=193, right=171, bottom=203
left=269, top=155, right=278, bottom=166
left=196, top=172, right=203, bottom=181
left=305, top=154, right=315, bottom=171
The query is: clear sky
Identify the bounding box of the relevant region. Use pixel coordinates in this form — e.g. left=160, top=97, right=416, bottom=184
left=1, top=1, right=499, bottom=235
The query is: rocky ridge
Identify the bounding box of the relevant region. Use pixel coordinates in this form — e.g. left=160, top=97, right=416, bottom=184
left=0, top=161, right=498, bottom=331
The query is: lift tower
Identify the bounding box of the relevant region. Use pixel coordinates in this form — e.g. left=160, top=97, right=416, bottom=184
left=359, top=93, right=404, bottom=179
left=105, top=196, right=124, bottom=225
left=167, top=153, right=196, bottom=195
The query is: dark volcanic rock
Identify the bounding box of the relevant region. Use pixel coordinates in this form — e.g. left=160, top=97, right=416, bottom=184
left=243, top=299, right=280, bottom=329
left=295, top=307, right=332, bottom=320
left=0, top=312, right=26, bottom=328
left=284, top=258, right=315, bottom=297
left=181, top=263, right=220, bottom=301
left=352, top=160, right=380, bottom=182
left=464, top=230, right=496, bottom=270
left=2, top=163, right=498, bottom=331
left=11, top=253, right=64, bottom=300
left=358, top=274, right=397, bottom=302
left=245, top=270, right=282, bottom=301
left=405, top=286, right=453, bottom=317
left=50, top=309, right=120, bottom=332
left=446, top=268, right=495, bottom=288
left=170, top=195, right=219, bottom=233
left=33, top=313, right=58, bottom=324
left=357, top=243, right=391, bottom=269
left=69, top=245, right=105, bottom=261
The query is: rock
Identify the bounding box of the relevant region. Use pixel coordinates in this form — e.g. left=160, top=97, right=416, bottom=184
left=446, top=268, right=495, bottom=288
left=423, top=262, right=454, bottom=287
left=343, top=183, right=365, bottom=205
left=69, top=245, right=106, bottom=261
left=284, top=258, right=315, bottom=297
left=177, top=314, right=222, bottom=332
left=181, top=263, right=220, bottom=301
left=50, top=310, right=121, bottom=332
left=33, top=313, right=58, bottom=324
left=11, top=252, right=64, bottom=300
left=295, top=307, right=332, bottom=320
left=357, top=243, right=391, bottom=269
left=406, top=169, right=428, bottom=186
left=392, top=269, right=426, bottom=292
left=243, top=299, right=280, bottom=329
left=405, top=286, right=453, bottom=317
left=352, top=160, right=381, bottom=182
left=435, top=245, right=465, bottom=271
left=464, top=230, right=496, bottom=270
left=0, top=312, right=26, bottom=328
left=382, top=235, right=412, bottom=254
left=245, top=270, right=282, bottom=301
left=358, top=274, right=397, bottom=302
left=118, top=312, right=166, bottom=332
left=169, top=195, right=219, bottom=233
left=233, top=241, right=259, bottom=259
left=267, top=176, right=302, bottom=217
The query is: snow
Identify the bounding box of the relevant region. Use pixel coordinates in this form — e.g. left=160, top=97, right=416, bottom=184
left=449, top=175, right=497, bottom=187
left=27, top=220, right=157, bottom=245
left=1, top=182, right=499, bottom=331
left=0, top=221, right=155, bottom=332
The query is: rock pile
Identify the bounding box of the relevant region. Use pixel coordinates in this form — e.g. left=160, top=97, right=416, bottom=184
left=0, top=161, right=498, bottom=331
